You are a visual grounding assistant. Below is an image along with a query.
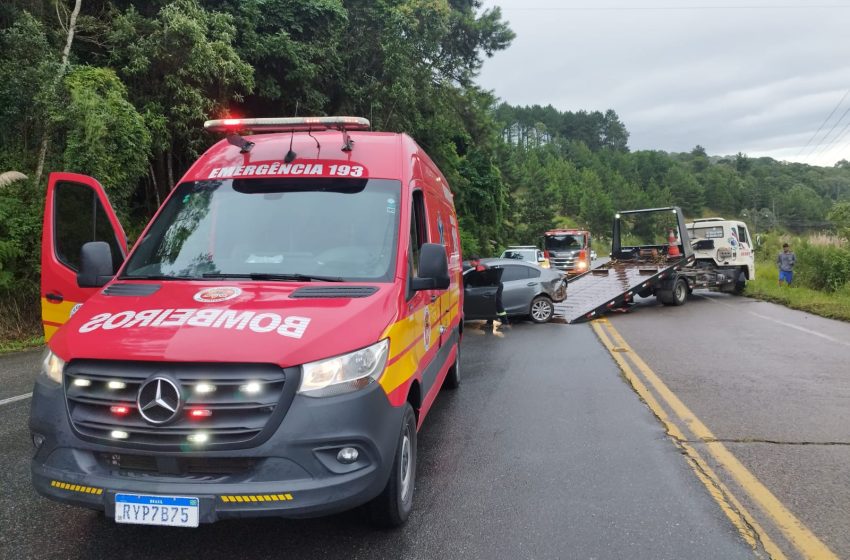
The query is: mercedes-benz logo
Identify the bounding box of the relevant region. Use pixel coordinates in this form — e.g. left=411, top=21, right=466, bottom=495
left=137, top=377, right=182, bottom=425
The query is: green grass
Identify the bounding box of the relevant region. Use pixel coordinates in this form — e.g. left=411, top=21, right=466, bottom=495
left=746, top=264, right=850, bottom=322
left=0, top=334, right=44, bottom=355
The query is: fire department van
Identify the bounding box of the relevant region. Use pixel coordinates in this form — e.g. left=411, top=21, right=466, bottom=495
left=30, top=116, right=463, bottom=528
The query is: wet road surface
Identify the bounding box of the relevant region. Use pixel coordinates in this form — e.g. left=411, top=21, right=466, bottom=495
left=1, top=321, right=754, bottom=559
left=609, top=291, right=850, bottom=559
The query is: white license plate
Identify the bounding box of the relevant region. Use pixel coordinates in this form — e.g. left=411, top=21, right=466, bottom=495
left=115, top=494, right=199, bottom=528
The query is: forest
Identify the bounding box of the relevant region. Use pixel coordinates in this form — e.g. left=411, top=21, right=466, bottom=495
left=2, top=0, right=850, bottom=341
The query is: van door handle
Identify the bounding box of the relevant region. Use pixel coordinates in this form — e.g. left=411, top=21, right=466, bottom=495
left=46, top=293, right=63, bottom=303
left=526, top=282, right=536, bottom=286
left=430, top=295, right=438, bottom=303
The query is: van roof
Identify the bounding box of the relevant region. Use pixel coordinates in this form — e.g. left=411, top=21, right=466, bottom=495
left=180, top=130, right=446, bottom=187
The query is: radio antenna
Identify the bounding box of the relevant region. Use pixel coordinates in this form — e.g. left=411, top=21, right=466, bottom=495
left=285, top=101, right=299, bottom=163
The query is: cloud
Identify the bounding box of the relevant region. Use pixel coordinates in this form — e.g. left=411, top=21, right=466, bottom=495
left=477, top=0, right=850, bottom=166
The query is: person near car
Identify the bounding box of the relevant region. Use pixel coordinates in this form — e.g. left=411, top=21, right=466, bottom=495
left=469, top=255, right=509, bottom=325
left=776, top=243, right=796, bottom=286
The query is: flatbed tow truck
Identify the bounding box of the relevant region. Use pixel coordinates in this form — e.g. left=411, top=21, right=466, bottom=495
left=560, top=207, right=695, bottom=324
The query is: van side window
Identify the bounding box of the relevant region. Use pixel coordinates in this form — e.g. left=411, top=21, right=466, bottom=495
left=54, top=182, right=123, bottom=271
left=737, top=226, right=749, bottom=245
left=409, top=190, right=427, bottom=277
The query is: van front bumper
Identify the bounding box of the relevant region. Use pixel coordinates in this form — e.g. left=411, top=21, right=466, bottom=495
left=30, top=378, right=403, bottom=522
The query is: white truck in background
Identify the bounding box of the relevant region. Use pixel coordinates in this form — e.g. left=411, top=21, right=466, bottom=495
left=681, top=218, right=755, bottom=295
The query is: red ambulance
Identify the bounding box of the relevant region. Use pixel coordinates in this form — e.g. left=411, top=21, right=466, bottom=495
left=31, top=117, right=463, bottom=527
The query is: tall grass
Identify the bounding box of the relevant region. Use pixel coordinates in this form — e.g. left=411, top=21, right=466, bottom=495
left=0, top=288, right=43, bottom=353
left=747, top=232, right=850, bottom=322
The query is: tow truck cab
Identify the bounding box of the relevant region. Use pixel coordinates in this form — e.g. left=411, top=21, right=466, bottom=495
left=684, top=218, right=755, bottom=294
left=543, top=229, right=591, bottom=275
left=31, top=116, right=463, bottom=528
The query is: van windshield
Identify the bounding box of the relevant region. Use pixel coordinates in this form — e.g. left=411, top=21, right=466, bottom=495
left=122, top=178, right=401, bottom=282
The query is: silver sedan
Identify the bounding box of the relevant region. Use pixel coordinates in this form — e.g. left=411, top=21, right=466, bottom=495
left=463, top=258, right=567, bottom=323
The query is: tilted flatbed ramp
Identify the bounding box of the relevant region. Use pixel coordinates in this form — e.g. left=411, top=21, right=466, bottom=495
left=561, top=257, right=692, bottom=324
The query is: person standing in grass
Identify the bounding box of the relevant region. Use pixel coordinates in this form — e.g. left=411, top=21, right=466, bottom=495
left=777, top=243, right=796, bottom=286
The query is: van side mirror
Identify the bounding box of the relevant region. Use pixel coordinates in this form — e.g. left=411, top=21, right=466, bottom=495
left=411, top=243, right=450, bottom=291
left=77, top=241, right=115, bottom=288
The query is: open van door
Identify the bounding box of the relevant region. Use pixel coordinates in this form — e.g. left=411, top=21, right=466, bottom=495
left=41, top=172, right=127, bottom=341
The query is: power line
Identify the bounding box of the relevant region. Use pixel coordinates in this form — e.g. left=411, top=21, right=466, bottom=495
left=817, top=119, right=850, bottom=162
left=805, top=104, right=850, bottom=161
left=796, top=88, right=850, bottom=157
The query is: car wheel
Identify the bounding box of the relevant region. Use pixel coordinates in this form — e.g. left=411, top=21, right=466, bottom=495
left=529, top=296, right=554, bottom=323
left=368, top=403, right=417, bottom=528
left=443, top=345, right=460, bottom=390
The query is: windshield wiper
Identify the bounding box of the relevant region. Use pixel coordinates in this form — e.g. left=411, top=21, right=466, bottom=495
left=120, top=274, right=195, bottom=281
left=202, top=272, right=345, bottom=282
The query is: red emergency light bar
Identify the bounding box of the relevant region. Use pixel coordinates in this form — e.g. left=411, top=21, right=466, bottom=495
left=204, top=116, right=371, bottom=133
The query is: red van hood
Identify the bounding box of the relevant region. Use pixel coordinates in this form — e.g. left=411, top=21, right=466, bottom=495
left=49, top=282, right=399, bottom=366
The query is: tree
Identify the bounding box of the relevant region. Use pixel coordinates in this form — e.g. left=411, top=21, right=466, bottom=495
left=827, top=201, right=850, bottom=241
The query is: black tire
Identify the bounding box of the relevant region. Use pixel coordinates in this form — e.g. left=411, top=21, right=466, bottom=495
left=670, top=278, right=688, bottom=306
left=733, top=271, right=746, bottom=295
left=368, top=403, right=417, bottom=528
left=529, top=295, right=554, bottom=323
left=658, top=278, right=688, bottom=306
left=443, top=345, right=460, bottom=390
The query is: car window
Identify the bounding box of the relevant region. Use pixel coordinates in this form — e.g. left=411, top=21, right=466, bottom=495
left=501, top=264, right=530, bottom=282
left=527, top=267, right=541, bottom=278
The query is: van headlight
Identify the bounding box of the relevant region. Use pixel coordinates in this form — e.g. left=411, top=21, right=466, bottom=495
left=40, top=349, right=65, bottom=385
left=298, top=339, right=389, bottom=397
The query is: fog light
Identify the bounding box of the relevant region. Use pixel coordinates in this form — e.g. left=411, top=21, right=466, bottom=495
left=107, top=381, right=126, bottom=390
left=111, top=430, right=129, bottom=440
left=240, top=381, right=262, bottom=394
left=32, top=433, right=46, bottom=448
left=72, top=378, right=91, bottom=387
left=337, top=447, right=359, bottom=464
left=195, top=382, right=216, bottom=394
left=188, top=432, right=209, bottom=444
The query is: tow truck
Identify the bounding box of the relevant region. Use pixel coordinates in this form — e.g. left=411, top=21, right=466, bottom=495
left=560, top=207, right=694, bottom=323
left=560, top=209, right=755, bottom=323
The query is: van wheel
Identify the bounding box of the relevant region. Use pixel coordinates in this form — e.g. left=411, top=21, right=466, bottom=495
left=530, top=296, right=554, bottom=323
left=368, top=403, right=417, bottom=528
left=443, top=346, right=460, bottom=390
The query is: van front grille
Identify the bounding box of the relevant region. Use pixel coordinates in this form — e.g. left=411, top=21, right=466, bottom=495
left=64, top=360, right=296, bottom=451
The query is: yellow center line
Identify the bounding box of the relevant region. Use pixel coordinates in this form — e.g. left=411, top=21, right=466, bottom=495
left=593, top=318, right=838, bottom=560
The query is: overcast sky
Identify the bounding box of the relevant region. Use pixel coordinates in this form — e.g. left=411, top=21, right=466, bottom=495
left=476, top=1, right=850, bottom=167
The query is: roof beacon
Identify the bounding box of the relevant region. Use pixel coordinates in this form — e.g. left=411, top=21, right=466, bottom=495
left=205, top=116, right=369, bottom=154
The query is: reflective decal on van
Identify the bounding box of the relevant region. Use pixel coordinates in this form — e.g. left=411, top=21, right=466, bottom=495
left=208, top=160, right=367, bottom=179
left=78, top=309, right=311, bottom=338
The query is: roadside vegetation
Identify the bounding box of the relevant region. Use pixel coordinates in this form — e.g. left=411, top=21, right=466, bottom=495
left=746, top=232, right=850, bottom=322
left=2, top=1, right=850, bottom=345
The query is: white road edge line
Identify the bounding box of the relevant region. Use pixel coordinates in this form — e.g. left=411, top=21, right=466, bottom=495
left=695, top=294, right=850, bottom=349
left=0, top=392, right=33, bottom=407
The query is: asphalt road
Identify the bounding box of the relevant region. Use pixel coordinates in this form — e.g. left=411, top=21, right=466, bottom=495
left=0, top=321, right=755, bottom=560
left=610, top=291, right=850, bottom=559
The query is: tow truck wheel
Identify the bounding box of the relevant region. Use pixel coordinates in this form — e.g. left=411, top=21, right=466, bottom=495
left=670, top=278, right=688, bottom=306
left=529, top=296, right=554, bottom=323
left=733, top=271, right=746, bottom=295
left=443, top=345, right=460, bottom=389
left=368, top=403, right=417, bottom=528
